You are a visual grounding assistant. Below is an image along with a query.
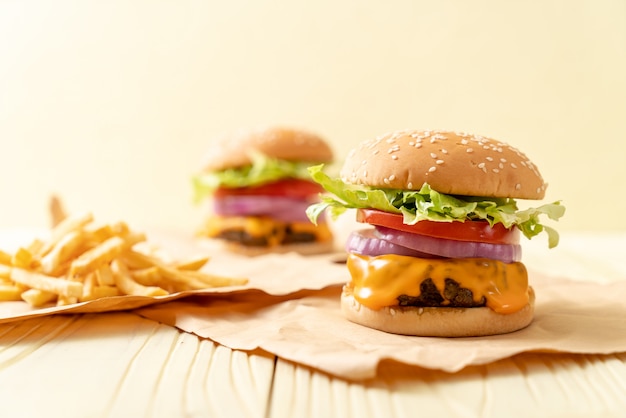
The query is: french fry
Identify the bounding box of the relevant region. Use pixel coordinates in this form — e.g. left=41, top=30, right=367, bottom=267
left=56, top=295, right=78, bottom=306
left=82, top=223, right=116, bottom=244
left=69, top=236, right=126, bottom=277
left=120, top=231, right=146, bottom=247
left=0, top=249, right=11, bottom=266
left=12, top=248, right=35, bottom=269
left=49, top=195, right=68, bottom=227
left=80, top=285, right=121, bottom=302
left=130, top=266, right=162, bottom=286
left=123, top=249, right=247, bottom=291
left=10, top=267, right=83, bottom=299
left=172, top=256, right=210, bottom=271
left=0, top=284, right=23, bottom=301
left=80, top=272, right=97, bottom=302
left=111, top=259, right=168, bottom=297
left=182, top=270, right=249, bottom=288
left=40, top=230, right=87, bottom=275
left=83, top=221, right=130, bottom=245
left=130, top=266, right=191, bottom=293
left=91, top=286, right=121, bottom=299
left=120, top=250, right=157, bottom=270
left=21, top=288, right=57, bottom=307
left=38, top=212, right=94, bottom=257
left=25, top=238, right=44, bottom=256
left=0, top=264, right=10, bottom=280
left=95, top=264, right=115, bottom=286
left=125, top=251, right=208, bottom=290
left=110, top=222, right=131, bottom=238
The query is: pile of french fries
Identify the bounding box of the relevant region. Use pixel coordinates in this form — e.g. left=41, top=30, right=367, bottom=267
left=0, top=210, right=247, bottom=307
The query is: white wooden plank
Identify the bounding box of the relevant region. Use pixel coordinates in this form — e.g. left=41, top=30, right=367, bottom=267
left=270, top=353, right=626, bottom=418
left=0, top=313, right=276, bottom=418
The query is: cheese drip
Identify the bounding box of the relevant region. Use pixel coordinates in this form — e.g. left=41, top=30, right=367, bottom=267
left=347, top=253, right=529, bottom=314
left=201, top=215, right=332, bottom=246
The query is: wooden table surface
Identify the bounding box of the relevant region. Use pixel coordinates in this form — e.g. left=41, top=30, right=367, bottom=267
left=1, top=231, right=625, bottom=418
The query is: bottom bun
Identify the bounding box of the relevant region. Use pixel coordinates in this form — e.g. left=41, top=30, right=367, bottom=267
left=341, top=286, right=535, bottom=337
left=223, top=240, right=336, bottom=257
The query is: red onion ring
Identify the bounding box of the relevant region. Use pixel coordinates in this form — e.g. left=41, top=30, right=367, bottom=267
left=213, top=195, right=313, bottom=223
left=346, top=229, right=440, bottom=258
left=374, top=225, right=521, bottom=263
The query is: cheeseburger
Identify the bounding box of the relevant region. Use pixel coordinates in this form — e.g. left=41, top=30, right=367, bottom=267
left=193, top=126, right=335, bottom=256
left=307, top=129, right=565, bottom=337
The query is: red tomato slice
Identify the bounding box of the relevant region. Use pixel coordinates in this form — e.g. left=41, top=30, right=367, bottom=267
left=356, top=209, right=519, bottom=245
left=214, top=179, right=323, bottom=200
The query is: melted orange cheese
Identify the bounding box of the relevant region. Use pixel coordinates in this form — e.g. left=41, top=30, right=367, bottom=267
left=347, top=253, right=529, bottom=314
left=201, top=215, right=332, bottom=246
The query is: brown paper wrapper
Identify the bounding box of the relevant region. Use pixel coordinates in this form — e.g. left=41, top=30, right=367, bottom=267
left=134, top=272, right=626, bottom=380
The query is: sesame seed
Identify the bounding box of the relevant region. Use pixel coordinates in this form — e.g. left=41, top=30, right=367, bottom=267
left=390, top=308, right=396, bottom=316
left=492, top=168, right=500, bottom=173
left=430, top=153, right=437, bottom=158
left=466, top=148, right=474, bottom=153
left=384, top=178, right=390, bottom=185
left=386, top=138, right=395, bottom=144
left=436, top=159, right=444, bottom=164
left=415, top=143, right=422, bottom=148
left=392, top=155, right=398, bottom=160
left=486, top=156, right=494, bottom=161
left=409, top=141, right=415, bottom=146
left=361, top=160, right=367, bottom=165
left=441, top=149, right=448, bottom=154
left=500, top=158, right=507, bottom=162
left=389, top=174, right=396, bottom=181
left=461, top=139, right=469, bottom=145
left=363, top=170, right=367, bottom=177
left=407, top=182, right=413, bottom=188
left=499, top=163, right=504, bottom=169
left=483, top=145, right=490, bottom=150
left=511, top=163, right=517, bottom=168
left=478, top=163, right=485, bottom=169
left=515, top=184, right=521, bottom=190
left=536, top=187, right=541, bottom=193
left=428, top=166, right=437, bottom=173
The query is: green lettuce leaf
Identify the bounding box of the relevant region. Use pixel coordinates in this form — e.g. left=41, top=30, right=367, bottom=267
left=192, top=152, right=314, bottom=202
left=305, top=164, right=565, bottom=248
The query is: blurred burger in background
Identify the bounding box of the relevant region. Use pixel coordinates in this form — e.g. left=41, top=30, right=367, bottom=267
left=193, top=126, right=335, bottom=256
left=307, top=129, right=565, bottom=337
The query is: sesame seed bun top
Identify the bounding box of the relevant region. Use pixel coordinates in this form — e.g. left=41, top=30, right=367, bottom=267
left=202, top=126, right=334, bottom=172
left=340, top=129, right=547, bottom=199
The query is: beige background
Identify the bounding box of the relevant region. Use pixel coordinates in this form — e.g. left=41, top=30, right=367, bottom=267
left=1, top=1, right=624, bottom=235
